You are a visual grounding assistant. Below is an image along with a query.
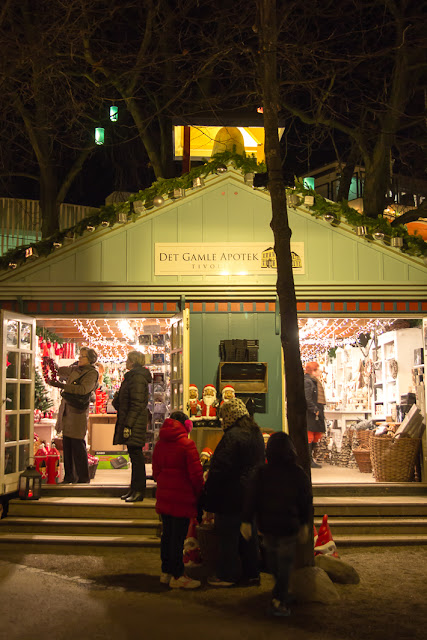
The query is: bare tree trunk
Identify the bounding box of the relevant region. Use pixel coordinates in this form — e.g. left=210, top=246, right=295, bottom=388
left=40, top=166, right=60, bottom=238
left=336, top=142, right=360, bottom=202
left=257, top=0, right=313, bottom=568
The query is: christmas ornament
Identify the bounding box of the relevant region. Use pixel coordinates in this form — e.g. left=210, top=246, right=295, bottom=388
left=8, top=262, right=17, bottom=269
left=53, top=241, right=62, bottom=249
left=356, top=226, right=367, bottom=236
left=192, top=177, right=204, bottom=189
left=216, top=164, right=227, bottom=173
left=172, top=188, right=185, bottom=199
left=86, top=225, right=95, bottom=232
left=390, top=236, right=403, bottom=247
left=101, top=221, right=109, bottom=227
left=153, top=195, right=165, bottom=206
left=41, top=356, right=58, bottom=384
left=373, top=232, right=385, bottom=241
left=323, top=214, right=335, bottom=223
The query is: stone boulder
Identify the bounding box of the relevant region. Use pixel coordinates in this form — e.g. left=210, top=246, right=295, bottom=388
left=315, top=554, right=360, bottom=584
left=290, top=566, right=340, bottom=604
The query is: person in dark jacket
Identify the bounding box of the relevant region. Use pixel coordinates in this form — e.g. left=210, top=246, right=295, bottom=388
left=113, top=351, right=152, bottom=502
left=49, top=347, right=99, bottom=484
left=241, top=432, right=312, bottom=617
left=152, top=411, right=204, bottom=589
left=304, top=361, right=326, bottom=468
left=203, top=398, right=265, bottom=587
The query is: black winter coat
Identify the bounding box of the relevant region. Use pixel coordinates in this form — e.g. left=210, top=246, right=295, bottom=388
left=113, top=365, right=152, bottom=447
left=304, top=374, right=326, bottom=433
left=203, top=422, right=265, bottom=514
left=242, top=462, right=312, bottom=537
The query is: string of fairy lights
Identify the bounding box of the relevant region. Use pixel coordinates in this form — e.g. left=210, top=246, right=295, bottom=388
left=71, top=318, right=172, bottom=363
left=67, top=317, right=398, bottom=364
left=298, top=318, right=394, bottom=362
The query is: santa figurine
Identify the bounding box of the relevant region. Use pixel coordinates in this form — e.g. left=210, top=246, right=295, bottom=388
left=200, top=384, right=218, bottom=419
left=220, top=384, right=235, bottom=406
left=187, top=384, right=202, bottom=419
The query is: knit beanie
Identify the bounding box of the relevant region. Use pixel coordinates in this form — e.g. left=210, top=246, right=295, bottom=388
left=219, top=398, right=249, bottom=430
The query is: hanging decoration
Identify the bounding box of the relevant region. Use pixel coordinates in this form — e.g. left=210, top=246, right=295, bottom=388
left=0, top=151, right=425, bottom=272
left=109, top=106, right=119, bottom=122
left=41, top=356, right=59, bottom=383
left=95, top=127, right=105, bottom=145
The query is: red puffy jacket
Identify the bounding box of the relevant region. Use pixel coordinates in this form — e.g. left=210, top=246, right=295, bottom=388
left=152, top=418, right=204, bottom=518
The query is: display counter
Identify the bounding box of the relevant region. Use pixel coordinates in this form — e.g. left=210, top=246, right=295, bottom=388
left=324, top=409, right=371, bottom=432
left=190, top=426, right=223, bottom=454
left=33, top=418, right=56, bottom=445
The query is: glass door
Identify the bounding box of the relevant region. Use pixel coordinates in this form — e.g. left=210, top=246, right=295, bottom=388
left=1, top=310, right=36, bottom=495
left=169, top=309, right=189, bottom=413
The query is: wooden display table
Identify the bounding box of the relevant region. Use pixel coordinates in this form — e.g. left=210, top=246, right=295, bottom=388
left=324, top=409, right=371, bottom=431
left=190, top=426, right=223, bottom=454
left=87, top=413, right=126, bottom=454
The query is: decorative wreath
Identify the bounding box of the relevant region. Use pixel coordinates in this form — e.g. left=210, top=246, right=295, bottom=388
left=42, top=356, right=58, bottom=383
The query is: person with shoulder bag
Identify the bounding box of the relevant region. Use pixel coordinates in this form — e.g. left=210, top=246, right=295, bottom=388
left=113, top=351, right=152, bottom=502
left=48, top=347, right=99, bottom=484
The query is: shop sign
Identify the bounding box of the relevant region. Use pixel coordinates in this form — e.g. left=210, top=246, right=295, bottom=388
left=155, top=242, right=305, bottom=275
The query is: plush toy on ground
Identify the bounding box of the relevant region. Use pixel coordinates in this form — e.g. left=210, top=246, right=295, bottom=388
left=314, top=514, right=339, bottom=558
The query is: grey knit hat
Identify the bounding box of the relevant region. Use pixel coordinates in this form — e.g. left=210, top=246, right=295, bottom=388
left=220, top=398, right=249, bottom=430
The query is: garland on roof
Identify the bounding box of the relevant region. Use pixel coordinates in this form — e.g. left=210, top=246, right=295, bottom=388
left=0, top=152, right=425, bottom=270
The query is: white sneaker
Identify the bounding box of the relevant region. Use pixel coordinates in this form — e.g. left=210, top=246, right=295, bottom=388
left=169, top=575, right=201, bottom=589
left=160, top=573, right=172, bottom=585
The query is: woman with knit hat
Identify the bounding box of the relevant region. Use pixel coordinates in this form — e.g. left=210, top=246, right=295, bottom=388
left=304, top=361, right=326, bottom=468
left=152, top=411, right=204, bottom=589
left=203, top=398, right=265, bottom=587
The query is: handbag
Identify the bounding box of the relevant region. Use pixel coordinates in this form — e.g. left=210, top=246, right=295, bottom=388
left=61, top=369, right=98, bottom=411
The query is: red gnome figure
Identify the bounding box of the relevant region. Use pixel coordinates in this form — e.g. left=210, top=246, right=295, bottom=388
left=314, top=514, right=339, bottom=558
left=200, top=384, right=218, bottom=419
left=183, top=519, right=202, bottom=567
left=187, top=384, right=202, bottom=418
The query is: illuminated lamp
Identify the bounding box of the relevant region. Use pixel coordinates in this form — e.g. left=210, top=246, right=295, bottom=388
left=109, top=106, right=119, bottom=122
left=18, top=465, right=42, bottom=500
left=153, top=195, right=165, bottom=206
left=192, top=177, right=205, bottom=188
left=95, top=127, right=105, bottom=145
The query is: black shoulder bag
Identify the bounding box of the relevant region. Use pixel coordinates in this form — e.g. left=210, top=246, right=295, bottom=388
left=61, top=370, right=98, bottom=411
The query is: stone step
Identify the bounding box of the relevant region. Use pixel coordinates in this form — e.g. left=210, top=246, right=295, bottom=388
left=0, top=516, right=161, bottom=536
left=312, top=483, right=427, bottom=497
left=40, top=484, right=157, bottom=499
left=7, top=497, right=158, bottom=520
left=314, top=517, right=427, bottom=535
left=313, top=497, right=427, bottom=517
left=331, top=534, right=427, bottom=546
left=0, top=532, right=161, bottom=547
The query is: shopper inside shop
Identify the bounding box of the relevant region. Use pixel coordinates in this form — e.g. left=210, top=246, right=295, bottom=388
left=113, top=350, right=152, bottom=502
left=49, top=347, right=99, bottom=484
left=304, top=361, right=326, bottom=469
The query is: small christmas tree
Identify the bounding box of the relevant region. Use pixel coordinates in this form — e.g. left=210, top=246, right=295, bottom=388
left=35, top=370, right=54, bottom=412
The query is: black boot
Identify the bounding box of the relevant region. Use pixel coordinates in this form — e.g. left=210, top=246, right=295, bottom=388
left=309, top=443, right=321, bottom=469
left=125, top=491, right=145, bottom=503
left=121, top=487, right=133, bottom=500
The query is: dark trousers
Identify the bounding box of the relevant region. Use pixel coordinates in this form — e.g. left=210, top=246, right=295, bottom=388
left=263, top=534, right=297, bottom=605
left=63, top=435, right=89, bottom=483
left=215, top=513, right=260, bottom=583
left=127, top=445, right=146, bottom=493
left=160, top=514, right=190, bottom=579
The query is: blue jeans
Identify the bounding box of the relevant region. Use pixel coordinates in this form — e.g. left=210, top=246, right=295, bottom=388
left=263, top=534, right=297, bottom=605
left=215, top=513, right=259, bottom=583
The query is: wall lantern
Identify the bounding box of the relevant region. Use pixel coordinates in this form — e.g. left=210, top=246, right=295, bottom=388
left=153, top=195, right=165, bottom=206
left=192, top=177, right=205, bottom=189
left=109, top=106, right=119, bottom=122
left=390, top=236, right=403, bottom=247
left=373, top=232, right=385, bottom=242
left=19, top=465, right=42, bottom=500
left=356, top=226, right=367, bottom=236
left=95, top=127, right=105, bottom=145
left=244, top=173, right=254, bottom=187
left=304, top=195, right=315, bottom=206
left=172, top=188, right=185, bottom=199
left=323, top=214, right=335, bottom=223
left=118, top=212, right=128, bottom=223
left=25, top=247, right=38, bottom=259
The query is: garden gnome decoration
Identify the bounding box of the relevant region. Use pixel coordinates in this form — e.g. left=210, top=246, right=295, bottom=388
left=200, top=384, right=218, bottom=418
left=220, top=384, right=235, bottom=406
left=187, top=384, right=202, bottom=418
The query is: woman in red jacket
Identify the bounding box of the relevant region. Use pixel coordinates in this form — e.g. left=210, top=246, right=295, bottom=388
left=152, top=411, right=204, bottom=589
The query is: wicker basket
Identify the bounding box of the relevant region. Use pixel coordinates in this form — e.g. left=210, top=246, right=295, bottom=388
left=370, top=435, right=421, bottom=482
left=354, top=430, right=372, bottom=449
left=353, top=448, right=373, bottom=473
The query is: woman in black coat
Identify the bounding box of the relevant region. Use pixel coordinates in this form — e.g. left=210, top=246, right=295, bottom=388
left=113, top=351, right=152, bottom=502
left=203, top=398, right=265, bottom=586
left=304, top=361, right=326, bottom=468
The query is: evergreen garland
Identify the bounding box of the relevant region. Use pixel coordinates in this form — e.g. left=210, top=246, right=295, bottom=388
left=0, top=151, right=425, bottom=271
left=36, top=327, right=64, bottom=345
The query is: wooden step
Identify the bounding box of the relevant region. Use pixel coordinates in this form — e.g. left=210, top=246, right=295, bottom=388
left=313, top=496, right=427, bottom=517
left=0, top=532, right=160, bottom=547
left=0, top=516, right=161, bottom=536
left=7, top=497, right=158, bottom=520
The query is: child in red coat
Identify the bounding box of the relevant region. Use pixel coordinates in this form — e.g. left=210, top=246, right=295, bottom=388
left=152, top=411, right=204, bottom=589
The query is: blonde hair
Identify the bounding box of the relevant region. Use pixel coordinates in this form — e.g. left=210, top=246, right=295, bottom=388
left=127, top=351, right=145, bottom=367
